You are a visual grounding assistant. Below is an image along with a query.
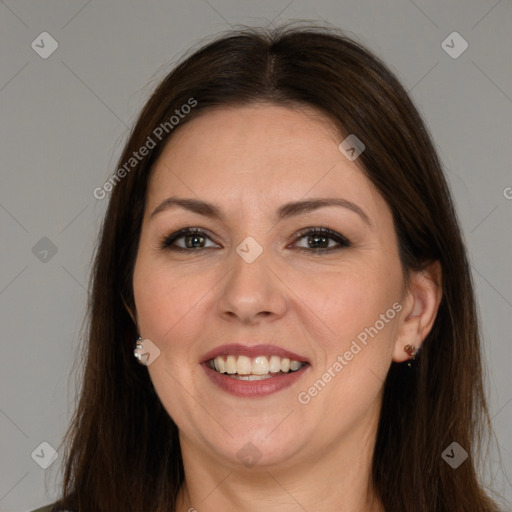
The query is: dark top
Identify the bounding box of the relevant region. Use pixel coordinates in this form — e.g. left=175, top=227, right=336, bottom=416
left=30, top=506, right=69, bottom=512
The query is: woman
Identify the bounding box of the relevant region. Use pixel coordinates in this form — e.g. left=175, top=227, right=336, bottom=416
left=33, top=24, right=503, bottom=512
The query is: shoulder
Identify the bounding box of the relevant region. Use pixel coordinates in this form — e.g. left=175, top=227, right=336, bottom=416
left=30, top=505, right=71, bottom=512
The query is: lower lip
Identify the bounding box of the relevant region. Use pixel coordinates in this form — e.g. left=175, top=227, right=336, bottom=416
left=201, top=363, right=310, bottom=397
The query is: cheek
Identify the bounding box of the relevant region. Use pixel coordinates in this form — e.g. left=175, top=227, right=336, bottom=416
left=290, top=269, right=402, bottom=444
left=133, top=256, right=208, bottom=426
left=298, top=262, right=402, bottom=351
left=296, top=269, right=402, bottom=414
left=133, top=254, right=201, bottom=346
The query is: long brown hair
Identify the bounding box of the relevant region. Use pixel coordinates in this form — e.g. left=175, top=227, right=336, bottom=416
left=52, top=23, right=502, bottom=511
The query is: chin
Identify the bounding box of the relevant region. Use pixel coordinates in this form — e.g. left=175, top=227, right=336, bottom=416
left=199, top=423, right=310, bottom=470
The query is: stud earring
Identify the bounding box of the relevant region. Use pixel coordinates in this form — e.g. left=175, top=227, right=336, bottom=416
left=404, top=344, right=417, bottom=367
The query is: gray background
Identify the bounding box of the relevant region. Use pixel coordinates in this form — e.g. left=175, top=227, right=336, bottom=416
left=0, top=1, right=511, bottom=511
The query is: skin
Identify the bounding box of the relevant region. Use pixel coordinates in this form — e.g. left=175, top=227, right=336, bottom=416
left=132, top=104, right=442, bottom=512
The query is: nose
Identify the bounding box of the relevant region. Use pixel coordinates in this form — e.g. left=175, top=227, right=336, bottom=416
left=216, top=248, right=288, bottom=325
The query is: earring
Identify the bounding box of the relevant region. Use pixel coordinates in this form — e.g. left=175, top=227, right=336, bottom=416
left=404, top=344, right=417, bottom=367
left=133, top=336, right=148, bottom=366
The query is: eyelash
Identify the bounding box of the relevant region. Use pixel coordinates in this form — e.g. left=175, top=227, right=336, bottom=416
left=159, top=227, right=351, bottom=255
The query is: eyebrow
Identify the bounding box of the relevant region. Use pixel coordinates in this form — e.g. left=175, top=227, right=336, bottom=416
left=150, top=196, right=372, bottom=226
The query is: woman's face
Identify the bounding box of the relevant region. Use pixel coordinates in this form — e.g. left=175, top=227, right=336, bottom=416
left=133, top=104, right=408, bottom=470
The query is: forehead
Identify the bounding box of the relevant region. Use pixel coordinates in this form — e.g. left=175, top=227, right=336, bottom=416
left=154, top=103, right=343, bottom=168
left=147, top=104, right=386, bottom=222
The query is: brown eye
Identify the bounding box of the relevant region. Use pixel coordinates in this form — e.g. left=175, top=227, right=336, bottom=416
left=292, top=227, right=351, bottom=254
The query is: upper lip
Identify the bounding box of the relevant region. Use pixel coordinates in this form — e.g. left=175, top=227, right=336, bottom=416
left=200, top=344, right=309, bottom=364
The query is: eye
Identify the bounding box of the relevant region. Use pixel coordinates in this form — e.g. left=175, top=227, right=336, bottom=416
left=160, top=228, right=219, bottom=251
left=160, top=226, right=351, bottom=254
left=291, top=227, right=351, bottom=254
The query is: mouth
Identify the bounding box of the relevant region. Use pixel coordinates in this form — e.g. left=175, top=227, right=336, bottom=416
left=206, top=354, right=306, bottom=380
left=200, top=344, right=310, bottom=397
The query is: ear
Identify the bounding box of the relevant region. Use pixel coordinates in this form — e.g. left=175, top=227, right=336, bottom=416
left=392, top=261, right=442, bottom=363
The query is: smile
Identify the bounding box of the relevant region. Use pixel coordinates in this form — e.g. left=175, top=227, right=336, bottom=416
left=207, top=354, right=305, bottom=380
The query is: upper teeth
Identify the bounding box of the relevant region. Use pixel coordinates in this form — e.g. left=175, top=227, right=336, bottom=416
left=210, top=355, right=304, bottom=375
